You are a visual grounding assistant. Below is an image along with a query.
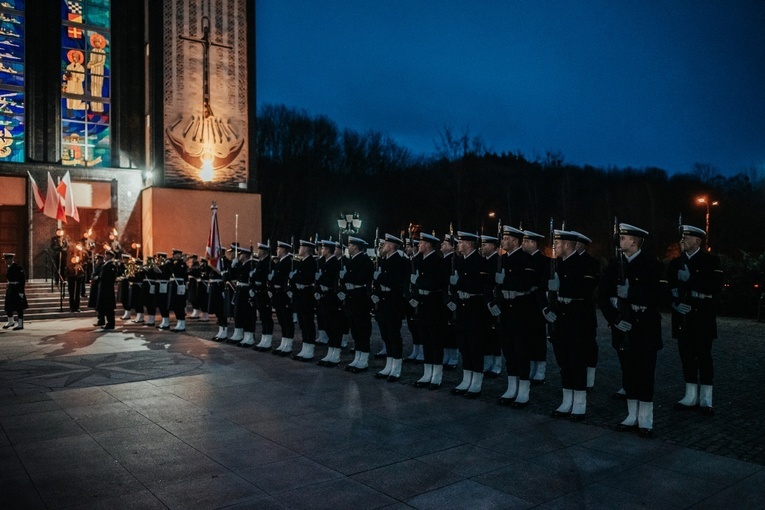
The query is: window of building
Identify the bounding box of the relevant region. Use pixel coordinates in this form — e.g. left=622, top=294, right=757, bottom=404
left=0, top=0, right=25, bottom=163
left=61, top=0, right=110, bottom=167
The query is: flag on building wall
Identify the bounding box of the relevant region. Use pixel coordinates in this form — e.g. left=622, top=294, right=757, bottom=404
left=44, top=172, right=66, bottom=223
left=56, top=171, right=80, bottom=222
left=27, top=171, right=45, bottom=211
left=206, top=203, right=221, bottom=270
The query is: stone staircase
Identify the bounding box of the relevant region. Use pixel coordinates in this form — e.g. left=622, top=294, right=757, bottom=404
left=12, top=280, right=97, bottom=321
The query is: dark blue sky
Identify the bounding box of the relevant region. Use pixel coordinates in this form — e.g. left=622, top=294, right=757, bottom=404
left=256, top=1, right=765, bottom=175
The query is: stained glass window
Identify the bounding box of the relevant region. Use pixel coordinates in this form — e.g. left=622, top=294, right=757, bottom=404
left=0, top=0, right=25, bottom=163
left=61, top=0, right=110, bottom=167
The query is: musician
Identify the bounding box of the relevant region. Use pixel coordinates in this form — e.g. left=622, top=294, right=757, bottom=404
left=667, top=225, right=723, bottom=416
left=252, top=243, right=275, bottom=350
left=449, top=231, right=486, bottom=398
left=117, top=253, right=132, bottom=321
left=372, top=234, right=408, bottom=381
left=440, top=234, right=460, bottom=369
left=3, top=253, right=28, bottom=330
left=65, top=258, right=85, bottom=313
left=599, top=223, right=663, bottom=437
left=49, top=229, right=68, bottom=285
left=154, top=252, right=173, bottom=330
left=270, top=241, right=295, bottom=356
left=411, top=232, right=449, bottom=389
left=168, top=249, right=188, bottom=332
left=291, top=240, right=319, bottom=361
left=88, top=253, right=105, bottom=326
left=316, top=240, right=344, bottom=366
left=522, top=230, right=551, bottom=385
left=544, top=230, right=597, bottom=421
left=96, top=250, right=118, bottom=330
left=495, top=226, right=537, bottom=407
left=339, top=236, right=374, bottom=373
left=128, top=259, right=145, bottom=323
left=571, top=231, right=602, bottom=390
left=480, top=235, right=503, bottom=378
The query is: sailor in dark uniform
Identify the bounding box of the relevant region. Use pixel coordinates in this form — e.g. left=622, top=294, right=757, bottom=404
left=292, top=240, right=319, bottom=361
left=230, top=246, right=256, bottom=345
left=155, top=251, right=173, bottom=330
left=667, top=224, right=723, bottom=416
left=117, top=254, right=132, bottom=320
left=210, top=247, right=233, bottom=341
left=495, top=226, right=537, bottom=407
left=440, top=234, right=460, bottom=369
left=167, top=249, right=188, bottom=332
left=411, top=232, right=449, bottom=389
left=372, top=234, right=408, bottom=381
left=545, top=230, right=598, bottom=421
left=194, top=257, right=210, bottom=322
left=522, top=230, right=551, bottom=385
left=449, top=231, right=486, bottom=398
left=88, top=253, right=105, bottom=326
left=96, top=250, right=118, bottom=330
left=251, top=243, right=274, bottom=350
left=480, top=235, right=503, bottom=378
left=316, top=240, right=344, bottom=366
left=142, top=254, right=162, bottom=327
left=339, top=236, right=374, bottom=372
left=187, top=254, right=201, bottom=319
left=128, top=258, right=145, bottom=323
left=571, top=231, right=602, bottom=390
left=270, top=241, right=295, bottom=356
left=3, top=253, right=28, bottom=330
left=599, top=223, right=664, bottom=436
left=404, top=239, right=425, bottom=364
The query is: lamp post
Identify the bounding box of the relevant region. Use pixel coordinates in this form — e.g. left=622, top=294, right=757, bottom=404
left=337, top=212, right=362, bottom=236
left=696, top=197, right=719, bottom=251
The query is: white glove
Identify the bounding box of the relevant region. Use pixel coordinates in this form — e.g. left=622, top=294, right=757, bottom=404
left=267, top=291, right=273, bottom=299
left=315, top=271, right=322, bottom=280
left=337, top=291, right=346, bottom=301
left=447, top=301, right=457, bottom=312
left=410, top=270, right=419, bottom=285
left=370, top=294, right=380, bottom=304
left=672, top=302, right=692, bottom=314
left=339, top=268, right=347, bottom=279
left=614, top=320, right=633, bottom=332
left=408, top=298, right=419, bottom=308
left=449, top=271, right=459, bottom=285
left=542, top=307, right=557, bottom=322
left=547, top=273, right=560, bottom=292
left=671, top=288, right=679, bottom=298
left=289, top=270, right=297, bottom=279
left=495, top=272, right=505, bottom=284
left=314, top=292, right=321, bottom=301
left=249, top=289, right=255, bottom=298
left=488, top=303, right=501, bottom=317
left=267, top=271, right=274, bottom=281
left=617, top=280, right=629, bottom=299
left=677, top=265, right=690, bottom=282
left=373, top=268, right=382, bottom=281
left=287, top=291, right=293, bottom=299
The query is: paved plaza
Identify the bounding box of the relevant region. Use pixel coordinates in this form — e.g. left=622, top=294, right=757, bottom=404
left=0, top=314, right=763, bottom=509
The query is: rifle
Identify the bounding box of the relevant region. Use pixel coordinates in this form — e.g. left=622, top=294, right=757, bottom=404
left=675, top=212, right=689, bottom=333
left=495, top=217, right=502, bottom=300
left=546, top=217, right=558, bottom=339
left=613, top=216, right=632, bottom=350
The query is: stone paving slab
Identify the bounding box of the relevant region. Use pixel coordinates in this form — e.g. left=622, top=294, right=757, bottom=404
left=0, top=315, right=764, bottom=509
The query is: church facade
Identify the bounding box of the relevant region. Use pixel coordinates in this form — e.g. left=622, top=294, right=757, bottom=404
left=0, top=0, right=260, bottom=280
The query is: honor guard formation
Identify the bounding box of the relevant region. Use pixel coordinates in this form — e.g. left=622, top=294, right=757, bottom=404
left=3, top=221, right=724, bottom=437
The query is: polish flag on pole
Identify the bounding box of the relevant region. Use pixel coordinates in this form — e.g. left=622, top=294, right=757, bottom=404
left=43, top=172, right=66, bottom=223
left=27, top=171, right=45, bottom=211
left=206, top=202, right=222, bottom=270
left=56, top=170, right=80, bottom=222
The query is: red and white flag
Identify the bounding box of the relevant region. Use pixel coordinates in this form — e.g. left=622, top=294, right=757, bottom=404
left=56, top=170, right=80, bottom=222
left=206, top=203, right=222, bottom=270
left=27, top=171, right=45, bottom=211
left=43, top=172, right=66, bottom=223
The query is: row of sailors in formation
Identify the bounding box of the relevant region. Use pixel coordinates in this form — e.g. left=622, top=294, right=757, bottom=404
left=87, top=223, right=721, bottom=438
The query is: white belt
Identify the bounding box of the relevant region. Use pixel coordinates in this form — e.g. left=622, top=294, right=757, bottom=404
left=207, top=279, right=223, bottom=283
left=457, top=291, right=481, bottom=300
left=690, top=291, right=713, bottom=299
left=296, top=283, right=313, bottom=290
left=558, top=297, right=584, bottom=304
left=320, top=285, right=330, bottom=292
left=418, top=289, right=439, bottom=295
left=345, top=283, right=366, bottom=290
left=157, top=280, right=169, bottom=283
left=8, top=282, right=20, bottom=285
left=274, top=285, right=282, bottom=289
left=631, top=304, right=649, bottom=312
left=236, top=282, right=249, bottom=287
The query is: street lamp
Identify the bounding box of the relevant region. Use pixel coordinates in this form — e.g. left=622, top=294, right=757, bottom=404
left=337, top=212, right=362, bottom=235
left=696, top=197, right=719, bottom=251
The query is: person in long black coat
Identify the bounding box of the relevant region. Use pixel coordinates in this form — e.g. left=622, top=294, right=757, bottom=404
left=3, top=253, right=28, bottom=330
left=96, top=250, right=118, bottom=330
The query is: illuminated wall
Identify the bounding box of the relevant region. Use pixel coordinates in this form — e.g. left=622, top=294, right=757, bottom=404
left=61, top=0, right=110, bottom=168
left=0, top=0, right=25, bottom=163
left=162, top=0, right=248, bottom=188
